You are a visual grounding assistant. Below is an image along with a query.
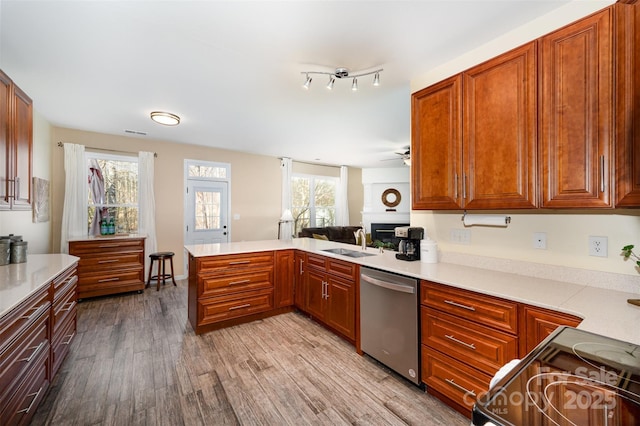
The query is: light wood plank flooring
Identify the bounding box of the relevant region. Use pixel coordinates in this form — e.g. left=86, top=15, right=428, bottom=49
left=32, top=279, right=469, bottom=425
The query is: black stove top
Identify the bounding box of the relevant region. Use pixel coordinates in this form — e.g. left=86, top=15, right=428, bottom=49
left=472, top=327, right=640, bottom=425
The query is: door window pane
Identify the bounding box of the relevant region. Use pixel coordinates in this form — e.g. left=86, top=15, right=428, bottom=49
left=195, top=190, right=221, bottom=230
left=188, top=165, right=227, bottom=179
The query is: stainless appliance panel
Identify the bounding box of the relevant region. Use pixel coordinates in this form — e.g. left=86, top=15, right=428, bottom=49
left=360, top=267, right=420, bottom=385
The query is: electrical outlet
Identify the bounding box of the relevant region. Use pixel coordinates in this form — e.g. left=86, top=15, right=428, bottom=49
left=450, top=228, right=471, bottom=245
left=533, top=232, right=547, bottom=249
left=588, top=236, right=608, bottom=257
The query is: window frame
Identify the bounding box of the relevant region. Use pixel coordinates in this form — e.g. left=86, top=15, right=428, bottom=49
left=291, top=172, right=339, bottom=234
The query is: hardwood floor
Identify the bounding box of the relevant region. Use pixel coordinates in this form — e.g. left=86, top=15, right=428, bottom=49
left=32, top=279, right=469, bottom=425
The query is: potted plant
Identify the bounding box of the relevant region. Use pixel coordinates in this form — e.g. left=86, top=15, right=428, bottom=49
left=621, top=245, right=640, bottom=306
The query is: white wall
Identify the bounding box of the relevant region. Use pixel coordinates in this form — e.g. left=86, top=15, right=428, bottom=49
left=0, top=110, right=52, bottom=253
left=409, top=0, right=640, bottom=279
left=361, top=167, right=410, bottom=230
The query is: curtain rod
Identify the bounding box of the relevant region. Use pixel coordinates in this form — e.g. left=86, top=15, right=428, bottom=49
left=57, top=141, right=157, bottom=157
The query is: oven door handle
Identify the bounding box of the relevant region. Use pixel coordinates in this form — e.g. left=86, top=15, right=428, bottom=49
left=361, top=274, right=415, bottom=294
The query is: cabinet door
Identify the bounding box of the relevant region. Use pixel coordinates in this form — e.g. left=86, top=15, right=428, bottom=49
left=305, top=268, right=325, bottom=320
left=293, top=251, right=305, bottom=309
left=615, top=2, right=640, bottom=206
left=540, top=8, right=613, bottom=208
left=10, top=84, right=32, bottom=209
left=0, top=71, right=10, bottom=209
left=521, top=305, right=582, bottom=355
left=274, top=250, right=294, bottom=308
left=411, top=75, right=463, bottom=210
left=463, top=42, right=537, bottom=209
left=326, top=275, right=355, bottom=340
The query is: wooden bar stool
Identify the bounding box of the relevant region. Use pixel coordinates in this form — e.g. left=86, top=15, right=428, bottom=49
left=146, top=251, right=177, bottom=291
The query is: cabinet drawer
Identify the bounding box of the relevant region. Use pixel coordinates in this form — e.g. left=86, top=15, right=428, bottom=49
left=422, top=346, right=491, bottom=412
left=306, top=253, right=327, bottom=270
left=0, top=311, right=49, bottom=408
left=77, top=252, right=144, bottom=273
left=421, top=281, right=518, bottom=334
left=52, top=282, right=76, bottom=336
left=52, top=266, right=77, bottom=296
left=198, top=288, right=273, bottom=325
left=78, top=269, right=143, bottom=287
left=327, top=258, right=357, bottom=280
left=199, top=268, right=273, bottom=298
left=0, top=287, right=50, bottom=355
left=0, top=348, right=49, bottom=426
left=51, top=311, right=76, bottom=378
left=197, top=252, right=274, bottom=272
left=69, top=238, right=144, bottom=254
left=422, top=307, right=518, bottom=376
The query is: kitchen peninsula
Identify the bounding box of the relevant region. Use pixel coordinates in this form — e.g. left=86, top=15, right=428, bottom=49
left=186, top=238, right=640, bottom=416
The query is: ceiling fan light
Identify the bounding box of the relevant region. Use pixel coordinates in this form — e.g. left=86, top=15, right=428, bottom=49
left=403, top=157, right=411, bottom=166
left=351, top=78, right=358, bottom=91
left=150, top=111, right=180, bottom=126
left=303, top=74, right=312, bottom=89
left=373, top=72, right=380, bottom=86
left=326, top=76, right=335, bottom=90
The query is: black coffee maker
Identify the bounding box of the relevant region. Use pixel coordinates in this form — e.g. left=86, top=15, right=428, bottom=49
left=394, top=226, right=424, bottom=261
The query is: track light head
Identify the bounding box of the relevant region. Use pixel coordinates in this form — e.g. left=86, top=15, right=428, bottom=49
left=373, top=72, right=380, bottom=87
left=326, top=76, right=335, bottom=90
left=302, top=74, right=312, bottom=89
left=351, top=78, right=358, bottom=91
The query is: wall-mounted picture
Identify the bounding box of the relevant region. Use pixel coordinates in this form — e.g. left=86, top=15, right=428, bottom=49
left=32, top=177, right=50, bottom=223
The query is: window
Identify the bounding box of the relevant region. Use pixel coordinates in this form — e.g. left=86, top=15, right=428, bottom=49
left=86, top=152, right=138, bottom=235
left=291, top=174, right=337, bottom=235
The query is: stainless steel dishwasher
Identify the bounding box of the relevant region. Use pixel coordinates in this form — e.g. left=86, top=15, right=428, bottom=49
left=360, top=266, right=420, bottom=385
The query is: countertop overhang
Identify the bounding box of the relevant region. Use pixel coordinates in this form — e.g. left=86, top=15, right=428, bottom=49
left=185, top=238, right=640, bottom=346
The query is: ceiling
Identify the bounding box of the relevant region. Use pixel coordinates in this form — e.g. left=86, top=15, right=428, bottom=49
left=0, top=0, right=572, bottom=168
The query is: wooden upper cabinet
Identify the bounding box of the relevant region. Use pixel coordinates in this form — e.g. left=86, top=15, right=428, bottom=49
left=0, top=69, right=32, bottom=210
left=463, top=42, right=538, bottom=209
left=540, top=8, right=614, bottom=208
left=411, top=42, right=537, bottom=210
left=411, top=75, right=463, bottom=210
left=615, top=2, right=640, bottom=206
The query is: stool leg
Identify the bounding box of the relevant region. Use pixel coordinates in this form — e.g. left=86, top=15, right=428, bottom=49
left=170, top=256, right=177, bottom=286
left=157, top=258, right=162, bottom=291
left=146, top=259, right=154, bottom=289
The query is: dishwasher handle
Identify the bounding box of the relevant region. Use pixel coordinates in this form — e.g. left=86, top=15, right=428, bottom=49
left=361, top=273, right=415, bottom=294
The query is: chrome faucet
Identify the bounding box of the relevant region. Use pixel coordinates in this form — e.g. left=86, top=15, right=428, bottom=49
left=356, top=228, right=367, bottom=251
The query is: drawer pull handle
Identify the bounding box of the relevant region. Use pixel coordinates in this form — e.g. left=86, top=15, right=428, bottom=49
left=20, top=307, right=39, bottom=320
left=229, top=303, right=251, bottom=311
left=443, top=300, right=476, bottom=311
left=63, top=331, right=76, bottom=345
left=98, top=243, right=121, bottom=248
left=98, top=259, right=119, bottom=264
left=445, top=378, right=476, bottom=397
left=98, top=277, right=120, bottom=283
left=16, top=386, right=43, bottom=414
left=299, top=259, right=304, bottom=275
left=63, top=301, right=75, bottom=312
left=229, top=279, right=251, bottom=286
left=19, top=342, right=44, bottom=363
left=445, top=334, right=476, bottom=350
left=229, top=260, right=251, bottom=265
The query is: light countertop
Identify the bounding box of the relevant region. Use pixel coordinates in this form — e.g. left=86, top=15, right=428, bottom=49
left=0, top=254, right=79, bottom=317
left=185, top=238, right=640, bottom=346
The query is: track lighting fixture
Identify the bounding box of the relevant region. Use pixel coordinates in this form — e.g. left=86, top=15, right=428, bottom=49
left=300, top=67, right=383, bottom=91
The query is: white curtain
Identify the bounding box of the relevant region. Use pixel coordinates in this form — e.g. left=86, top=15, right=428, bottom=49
left=60, top=143, right=87, bottom=253
left=336, top=165, right=350, bottom=226
left=139, top=151, right=158, bottom=275
left=279, top=157, right=293, bottom=239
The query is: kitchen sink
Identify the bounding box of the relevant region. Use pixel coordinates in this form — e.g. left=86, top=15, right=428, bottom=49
left=321, top=248, right=376, bottom=258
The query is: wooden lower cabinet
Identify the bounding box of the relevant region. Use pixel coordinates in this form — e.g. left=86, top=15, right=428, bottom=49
left=188, top=250, right=301, bottom=335
left=420, top=280, right=583, bottom=418
left=301, top=254, right=357, bottom=343
left=69, top=236, right=145, bottom=300
left=0, top=261, right=78, bottom=426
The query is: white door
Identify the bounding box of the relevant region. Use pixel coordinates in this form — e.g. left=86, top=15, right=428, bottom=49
left=185, top=179, right=229, bottom=245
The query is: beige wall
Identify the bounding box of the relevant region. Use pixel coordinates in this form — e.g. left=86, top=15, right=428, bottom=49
left=410, top=0, right=640, bottom=278
left=49, top=127, right=363, bottom=276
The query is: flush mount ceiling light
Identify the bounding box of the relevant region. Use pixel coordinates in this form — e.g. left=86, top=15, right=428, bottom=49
left=150, top=111, right=180, bottom=126
left=301, top=67, right=383, bottom=91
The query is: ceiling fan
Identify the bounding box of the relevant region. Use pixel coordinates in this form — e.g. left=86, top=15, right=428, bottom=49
left=381, top=146, right=411, bottom=165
